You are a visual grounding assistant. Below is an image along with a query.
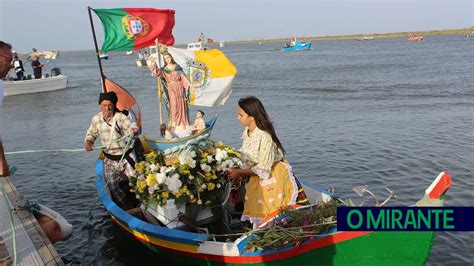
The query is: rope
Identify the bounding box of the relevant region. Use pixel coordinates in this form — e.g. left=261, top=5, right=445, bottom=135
left=4, top=135, right=130, bottom=155
left=1, top=184, right=17, bottom=266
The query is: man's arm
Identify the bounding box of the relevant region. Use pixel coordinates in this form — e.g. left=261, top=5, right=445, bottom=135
left=0, top=140, right=10, bottom=177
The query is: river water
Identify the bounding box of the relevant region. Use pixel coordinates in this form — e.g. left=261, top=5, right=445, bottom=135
left=1, top=35, right=472, bottom=265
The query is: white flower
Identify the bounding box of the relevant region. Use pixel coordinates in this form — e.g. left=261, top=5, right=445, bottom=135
left=137, top=174, right=145, bottom=180
left=188, top=175, right=195, bottom=180
left=190, top=194, right=195, bottom=199
left=232, top=157, right=242, bottom=166
left=197, top=199, right=202, bottom=205
left=217, top=184, right=221, bottom=189
left=150, top=164, right=158, bottom=172
left=166, top=173, right=182, bottom=193
left=201, top=164, right=212, bottom=173
left=223, top=159, right=233, bottom=168
left=207, top=156, right=214, bottom=163
left=201, top=184, right=207, bottom=189
left=136, top=195, right=141, bottom=199
left=215, top=148, right=228, bottom=162
left=156, top=172, right=167, bottom=184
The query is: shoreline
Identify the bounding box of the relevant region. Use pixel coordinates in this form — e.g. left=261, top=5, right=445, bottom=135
left=225, top=27, right=474, bottom=44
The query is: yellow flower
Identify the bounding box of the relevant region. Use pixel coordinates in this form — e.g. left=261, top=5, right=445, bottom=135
left=182, top=170, right=190, bottom=175
left=205, top=200, right=212, bottom=205
left=145, top=151, right=156, bottom=160
left=135, top=162, right=145, bottom=174
left=146, top=173, right=157, bottom=187
left=211, top=174, right=218, bottom=180
left=136, top=180, right=147, bottom=193
left=207, top=183, right=215, bottom=191
left=174, top=191, right=183, bottom=198
left=201, top=152, right=208, bottom=158
left=161, top=191, right=169, bottom=199
left=189, top=197, right=197, bottom=203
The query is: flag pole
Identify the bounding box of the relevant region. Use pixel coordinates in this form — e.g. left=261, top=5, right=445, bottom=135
left=155, top=39, right=163, bottom=125
left=87, top=6, right=106, bottom=93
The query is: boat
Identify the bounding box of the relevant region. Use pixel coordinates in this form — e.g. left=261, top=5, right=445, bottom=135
left=358, top=36, right=375, bottom=41
left=219, top=41, right=226, bottom=48
left=99, top=52, right=109, bottom=60
left=143, top=116, right=218, bottom=152
left=126, top=50, right=133, bottom=55
left=187, top=42, right=207, bottom=51
left=283, top=38, right=311, bottom=51
left=4, top=70, right=68, bottom=96
left=95, top=160, right=452, bottom=266
left=408, top=34, right=424, bottom=41
left=464, top=31, right=474, bottom=37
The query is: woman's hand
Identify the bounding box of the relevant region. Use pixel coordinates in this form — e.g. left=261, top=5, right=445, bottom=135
left=226, top=168, right=241, bottom=182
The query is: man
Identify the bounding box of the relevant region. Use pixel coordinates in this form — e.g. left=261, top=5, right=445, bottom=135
left=0, top=41, right=12, bottom=177
left=12, top=55, right=25, bottom=80
left=31, top=55, right=43, bottom=79
left=85, top=91, right=139, bottom=209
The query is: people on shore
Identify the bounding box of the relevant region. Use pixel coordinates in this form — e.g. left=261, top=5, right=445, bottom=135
left=226, top=96, right=309, bottom=228
left=85, top=91, right=140, bottom=209
left=148, top=49, right=192, bottom=137
left=31, top=55, right=43, bottom=79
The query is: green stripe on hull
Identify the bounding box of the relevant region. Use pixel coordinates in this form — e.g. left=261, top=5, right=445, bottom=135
left=138, top=231, right=435, bottom=266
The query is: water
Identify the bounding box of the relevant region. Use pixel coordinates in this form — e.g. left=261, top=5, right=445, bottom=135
left=1, top=35, right=473, bottom=265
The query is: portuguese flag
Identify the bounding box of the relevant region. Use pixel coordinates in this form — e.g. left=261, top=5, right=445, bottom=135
left=93, top=8, right=175, bottom=51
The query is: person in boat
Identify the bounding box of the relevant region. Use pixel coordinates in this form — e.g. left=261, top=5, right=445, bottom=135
left=148, top=51, right=192, bottom=137
left=192, top=110, right=206, bottom=135
left=85, top=91, right=140, bottom=209
left=11, top=54, right=25, bottom=80
left=31, top=55, right=43, bottom=79
left=0, top=41, right=12, bottom=177
left=226, top=96, right=309, bottom=228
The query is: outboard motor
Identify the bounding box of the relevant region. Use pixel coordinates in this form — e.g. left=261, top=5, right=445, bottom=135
left=51, top=68, right=61, bottom=77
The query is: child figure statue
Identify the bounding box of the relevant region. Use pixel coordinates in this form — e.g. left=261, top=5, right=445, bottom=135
left=192, top=110, right=206, bottom=135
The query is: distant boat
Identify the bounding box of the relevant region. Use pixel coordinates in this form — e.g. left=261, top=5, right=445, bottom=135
left=283, top=37, right=311, bottom=51
left=99, top=52, right=109, bottom=60
left=219, top=41, right=226, bottom=48
left=464, top=31, right=474, bottom=37
left=358, top=36, right=375, bottom=41
left=126, top=50, right=133, bottom=55
left=258, top=42, right=263, bottom=45
left=4, top=70, right=68, bottom=96
left=408, top=34, right=424, bottom=42
left=187, top=42, right=207, bottom=51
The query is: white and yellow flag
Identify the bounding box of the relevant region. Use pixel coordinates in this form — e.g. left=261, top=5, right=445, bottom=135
left=166, top=47, right=237, bottom=107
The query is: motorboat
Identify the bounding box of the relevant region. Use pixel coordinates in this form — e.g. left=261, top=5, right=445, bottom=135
left=4, top=68, right=68, bottom=96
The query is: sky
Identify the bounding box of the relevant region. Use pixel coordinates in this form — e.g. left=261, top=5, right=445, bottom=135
left=0, top=0, right=472, bottom=52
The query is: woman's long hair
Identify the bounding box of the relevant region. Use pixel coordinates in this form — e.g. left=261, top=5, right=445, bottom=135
left=238, top=96, right=285, bottom=154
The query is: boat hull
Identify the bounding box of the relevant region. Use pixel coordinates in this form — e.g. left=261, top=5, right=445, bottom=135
left=283, top=42, right=311, bottom=51
left=4, top=74, right=68, bottom=96
left=96, top=158, right=448, bottom=265
left=143, top=116, right=217, bottom=151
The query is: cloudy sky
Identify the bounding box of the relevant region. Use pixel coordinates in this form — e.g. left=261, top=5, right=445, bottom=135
left=0, top=0, right=472, bottom=52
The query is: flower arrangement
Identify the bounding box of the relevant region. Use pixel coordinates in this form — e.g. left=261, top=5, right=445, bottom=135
left=245, top=199, right=341, bottom=252
left=130, top=140, right=242, bottom=209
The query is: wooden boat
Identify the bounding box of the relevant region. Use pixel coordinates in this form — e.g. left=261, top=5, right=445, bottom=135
left=143, top=116, right=218, bottom=151
left=283, top=38, right=311, bottom=51
left=95, top=164, right=451, bottom=266
left=4, top=73, right=68, bottom=96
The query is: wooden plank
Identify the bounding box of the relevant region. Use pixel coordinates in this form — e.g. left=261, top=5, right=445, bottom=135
left=0, top=176, right=64, bottom=265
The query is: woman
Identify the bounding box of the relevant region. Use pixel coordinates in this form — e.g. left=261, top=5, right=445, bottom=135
left=227, top=96, right=308, bottom=228
left=148, top=52, right=191, bottom=137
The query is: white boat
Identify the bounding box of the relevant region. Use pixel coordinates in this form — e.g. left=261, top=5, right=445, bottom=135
left=126, top=50, right=133, bottom=55
left=4, top=74, right=68, bottom=96
left=187, top=42, right=207, bottom=51
left=99, top=52, right=109, bottom=60
left=219, top=41, right=226, bottom=48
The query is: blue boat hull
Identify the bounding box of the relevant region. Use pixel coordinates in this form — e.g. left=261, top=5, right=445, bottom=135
left=143, top=116, right=217, bottom=151
left=283, top=42, right=311, bottom=51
